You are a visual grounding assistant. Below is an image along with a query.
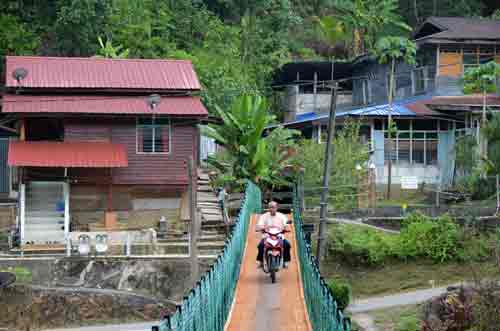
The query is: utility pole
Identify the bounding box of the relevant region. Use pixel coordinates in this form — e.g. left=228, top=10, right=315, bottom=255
left=316, top=83, right=338, bottom=264
left=187, top=157, right=199, bottom=286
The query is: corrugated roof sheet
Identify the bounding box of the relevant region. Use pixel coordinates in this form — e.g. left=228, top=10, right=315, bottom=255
left=427, top=94, right=500, bottom=106
left=8, top=141, right=128, bottom=167
left=5, top=56, right=201, bottom=90
left=2, top=95, right=208, bottom=116
left=273, top=95, right=442, bottom=128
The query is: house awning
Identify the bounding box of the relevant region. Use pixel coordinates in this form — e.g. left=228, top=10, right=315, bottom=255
left=8, top=141, right=128, bottom=167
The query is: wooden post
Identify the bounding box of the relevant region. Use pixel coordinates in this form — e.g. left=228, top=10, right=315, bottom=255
left=313, top=72, right=318, bottom=112
left=63, top=181, right=70, bottom=239
left=436, top=181, right=440, bottom=208
left=20, top=183, right=25, bottom=244
left=188, top=157, right=199, bottom=285
left=496, top=175, right=499, bottom=214
left=299, top=170, right=305, bottom=213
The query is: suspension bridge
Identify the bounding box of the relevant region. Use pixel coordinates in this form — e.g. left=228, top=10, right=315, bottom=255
left=155, top=181, right=351, bottom=331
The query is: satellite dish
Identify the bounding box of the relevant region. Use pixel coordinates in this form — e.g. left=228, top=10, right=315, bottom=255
left=12, top=67, right=29, bottom=83
left=147, top=94, right=161, bottom=110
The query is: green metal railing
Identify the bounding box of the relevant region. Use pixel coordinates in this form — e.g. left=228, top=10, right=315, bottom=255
left=293, top=184, right=352, bottom=331
left=157, top=180, right=261, bottom=331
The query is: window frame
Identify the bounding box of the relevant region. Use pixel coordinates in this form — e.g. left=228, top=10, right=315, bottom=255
left=136, top=116, right=171, bottom=155
left=384, top=129, right=438, bottom=166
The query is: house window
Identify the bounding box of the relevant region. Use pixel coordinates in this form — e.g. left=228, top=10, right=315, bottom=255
left=137, top=117, right=170, bottom=154
left=384, top=130, right=438, bottom=166
left=413, top=68, right=427, bottom=94
left=463, top=45, right=495, bottom=71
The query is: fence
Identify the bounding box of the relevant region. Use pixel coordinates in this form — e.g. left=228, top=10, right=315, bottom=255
left=293, top=183, right=351, bottom=331
left=156, top=180, right=261, bottom=331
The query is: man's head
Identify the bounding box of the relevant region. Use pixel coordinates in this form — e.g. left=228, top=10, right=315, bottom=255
left=268, top=201, right=278, bottom=215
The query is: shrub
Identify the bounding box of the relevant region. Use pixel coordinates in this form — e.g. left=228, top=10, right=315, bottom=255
left=327, top=280, right=351, bottom=311
left=0, top=266, right=32, bottom=283
left=398, top=213, right=461, bottom=263
left=328, top=224, right=397, bottom=265
left=396, top=312, right=420, bottom=331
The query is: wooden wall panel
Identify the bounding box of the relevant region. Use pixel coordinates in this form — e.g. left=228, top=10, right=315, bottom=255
left=64, top=121, right=111, bottom=142
left=63, top=118, right=197, bottom=186
left=110, top=123, right=195, bottom=185
left=439, top=52, right=463, bottom=77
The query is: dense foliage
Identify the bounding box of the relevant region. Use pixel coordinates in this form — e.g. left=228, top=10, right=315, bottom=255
left=203, top=95, right=299, bottom=191
left=1, top=0, right=498, bottom=114
left=326, top=280, right=351, bottom=310
left=291, top=120, right=369, bottom=211
left=328, top=212, right=496, bottom=266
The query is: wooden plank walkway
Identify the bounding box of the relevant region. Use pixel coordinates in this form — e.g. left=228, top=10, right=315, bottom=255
left=224, top=214, right=311, bottom=331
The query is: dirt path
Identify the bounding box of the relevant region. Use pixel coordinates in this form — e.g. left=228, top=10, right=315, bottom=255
left=347, top=285, right=450, bottom=313
left=331, top=218, right=400, bottom=234
left=224, top=214, right=311, bottom=331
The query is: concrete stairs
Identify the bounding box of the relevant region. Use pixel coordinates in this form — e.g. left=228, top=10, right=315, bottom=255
left=23, top=182, right=65, bottom=245
left=197, top=169, right=228, bottom=235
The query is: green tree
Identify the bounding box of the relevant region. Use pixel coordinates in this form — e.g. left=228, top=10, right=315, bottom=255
left=0, top=14, right=40, bottom=57
left=481, top=114, right=500, bottom=177
left=291, top=120, right=369, bottom=210
left=373, top=36, right=416, bottom=198
left=463, top=61, right=500, bottom=164
left=317, top=0, right=411, bottom=57
left=53, top=0, right=110, bottom=56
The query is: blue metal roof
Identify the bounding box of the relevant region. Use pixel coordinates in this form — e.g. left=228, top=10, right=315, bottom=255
left=274, top=94, right=436, bottom=128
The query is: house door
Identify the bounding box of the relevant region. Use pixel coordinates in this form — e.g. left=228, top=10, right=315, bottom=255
left=0, top=139, right=10, bottom=194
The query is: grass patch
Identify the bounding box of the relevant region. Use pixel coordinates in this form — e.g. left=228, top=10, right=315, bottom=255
left=323, top=259, right=498, bottom=299
left=371, top=305, right=421, bottom=331
left=0, top=266, right=32, bottom=283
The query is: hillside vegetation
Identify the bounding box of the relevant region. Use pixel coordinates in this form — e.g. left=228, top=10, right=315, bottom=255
left=1, top=0, right=498, bottom=113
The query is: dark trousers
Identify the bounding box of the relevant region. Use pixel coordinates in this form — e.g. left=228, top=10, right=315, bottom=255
left=257, top=238, right=291, bottom=263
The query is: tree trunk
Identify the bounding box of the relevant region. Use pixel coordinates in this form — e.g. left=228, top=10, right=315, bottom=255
left=433, top=0, right=438, bottom=15
left=413, top=0, right=420, bottom=25
left=386, top=58, right=396, bottom=199
left=353, top=28, right=362, bottom=57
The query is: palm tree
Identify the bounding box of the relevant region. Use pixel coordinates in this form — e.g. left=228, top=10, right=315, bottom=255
left=374, top=36, right=416, bottom=198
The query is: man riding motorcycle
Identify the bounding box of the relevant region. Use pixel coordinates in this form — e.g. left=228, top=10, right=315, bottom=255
left=256, top=201, right=291, bottom=268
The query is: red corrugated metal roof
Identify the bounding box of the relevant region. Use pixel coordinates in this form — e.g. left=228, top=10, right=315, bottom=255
left=405, top=100, right=442, bottom=116
left=5, top=56, right=201, bottom=90
left=2, top=95, right=208, bottom=116
left=8, top=141, right=128, bottom=167
left=426, top=94, right=500, bottom=106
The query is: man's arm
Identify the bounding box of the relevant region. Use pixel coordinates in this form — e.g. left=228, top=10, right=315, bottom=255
left=256, top=213, right=266, bottom=232
left=280, top=213, right=290, bottom=232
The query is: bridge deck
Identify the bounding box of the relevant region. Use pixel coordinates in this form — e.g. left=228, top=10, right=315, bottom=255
left=224, top=214, right=311, bottom=331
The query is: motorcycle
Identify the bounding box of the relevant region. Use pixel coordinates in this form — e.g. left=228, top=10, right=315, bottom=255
left=261, top=226, right=288, bottom=283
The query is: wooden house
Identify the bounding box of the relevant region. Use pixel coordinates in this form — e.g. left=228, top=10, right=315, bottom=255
left=272, top=17, right=500, bottom=194
left=2, top=56, right=207, bottom=246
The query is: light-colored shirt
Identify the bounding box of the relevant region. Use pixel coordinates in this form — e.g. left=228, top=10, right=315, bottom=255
left=256, top=212, right=289, bottom=234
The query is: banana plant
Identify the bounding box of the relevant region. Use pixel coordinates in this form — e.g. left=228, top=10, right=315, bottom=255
left=202, top=95, right=275, bottom=184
